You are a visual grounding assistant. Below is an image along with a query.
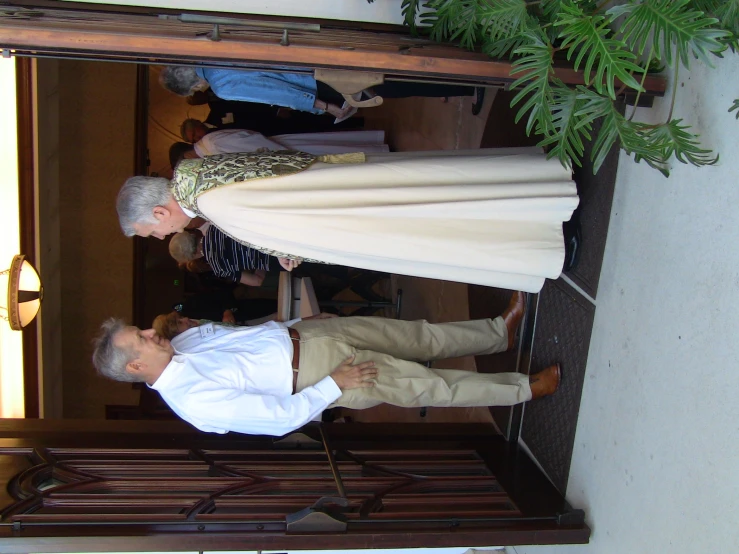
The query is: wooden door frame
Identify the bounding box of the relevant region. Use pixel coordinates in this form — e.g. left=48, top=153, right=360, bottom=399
left=0, top=420, right=589, bottom=552
left=0, top=2, right=666, bottom=94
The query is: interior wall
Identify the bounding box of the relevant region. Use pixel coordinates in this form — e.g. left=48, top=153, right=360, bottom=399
left=34, top=59, right=63, bottom=418
left=57, top=60, right=139, bottom=419
left=148, top=65, right=208, bottom=179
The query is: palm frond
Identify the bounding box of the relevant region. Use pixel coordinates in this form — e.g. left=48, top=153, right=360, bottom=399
left=644, top=119, right=719, bottom=166
left=536, top=83, right=593, bottom=169
left=422, top=0, right=476, bottom=44
left=690, top=0, right=739, bottom=36
left=729, top=97, right=739, bottom=118
left=423, top=0, right=456, bottom=42
left=690, top=0, right=721, bottom=10
left=609, top=0, right=730, bottom=68
left=483, top=32, right=532, bottom=59
left=400, top=0, right=430, bottom=34
left=540, top=0, right=566, bottom=20
left=510, top=31, right=556, bottom=135
left=540, top=0, right=597, bottom=20
left=713, top=0, right=739, bottom=29
left=444, top=0, right=482, bottom=50
left=555, top=2, right=645, bottom=98
left=476, top=0, right=530, bottom=43
left=575, top=88, right=668, bottom=175
left=575, top=88, right=718, bottom=175
left=478, top=1, right=540, bottom=59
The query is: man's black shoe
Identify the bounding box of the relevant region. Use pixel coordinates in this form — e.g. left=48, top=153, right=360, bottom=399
left=562, top=217, right=582, bottom=272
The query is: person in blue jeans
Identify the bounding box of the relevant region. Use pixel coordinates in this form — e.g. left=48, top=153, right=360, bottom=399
left=158, top=66, right=482, bottom=120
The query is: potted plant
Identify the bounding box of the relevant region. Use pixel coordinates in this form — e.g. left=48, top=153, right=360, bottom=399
left=400, top=0, right=738, bottom=176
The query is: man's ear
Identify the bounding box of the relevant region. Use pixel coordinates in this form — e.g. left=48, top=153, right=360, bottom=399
left=152, top=206, right=170, bottom=221
left=126, top=360, right=146, bottom=376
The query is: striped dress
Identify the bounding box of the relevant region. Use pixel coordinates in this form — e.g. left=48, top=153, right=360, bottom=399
left=203, top=225, right=273, bottom=282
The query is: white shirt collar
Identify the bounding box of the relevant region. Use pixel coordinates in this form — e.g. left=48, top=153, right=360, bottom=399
left=148, top=356, right=181, bottom=391
left=181, top=205, right=196, bottom=218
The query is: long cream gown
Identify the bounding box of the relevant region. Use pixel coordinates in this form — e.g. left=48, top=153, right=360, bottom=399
left=196, top=148, right=579, bottom=292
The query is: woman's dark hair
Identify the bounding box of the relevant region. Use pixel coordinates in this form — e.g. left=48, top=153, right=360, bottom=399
left=169, top=142, right=195, bottom=169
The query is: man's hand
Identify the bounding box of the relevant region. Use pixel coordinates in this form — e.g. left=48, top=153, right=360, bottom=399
left=303, top=313, right=338, bottom=320
left=330, top=355, right=378, bottom=390
left=222, top=310, right=236, bottom=324
left=278, top=257, right=302, bottom=271
left=239, top=269, right=266, bottom=287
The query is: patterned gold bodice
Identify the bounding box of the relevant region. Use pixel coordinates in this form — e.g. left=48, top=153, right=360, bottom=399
left=170, top=150, right=364, bottom=262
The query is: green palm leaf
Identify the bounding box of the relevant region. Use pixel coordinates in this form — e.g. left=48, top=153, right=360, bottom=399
left=443, top=0, right=482, bottom=50
left=537, top=84, right=592, bottom=169
left=690, top=0, right=739, bottom=36
left=609, top=0, right=730, bottom=68
left=540, top=0, right=597, bottom=20
left=483, top=32, right=533, bottom=59
left=555, top=2, right=645, bottom=98
left=510, top=31, right=556, bottom=135
left=730, top=97, right=739, bottom=118
left=575, top=88, right=718, bottom=176
left=575, top=88, right=668, bottom=174
left=644, top=119, right=719, bottom=166
left=476, top=0, right=530, bottom=43
left=422, top=0, right=480, bottom=46
left=424, top=0, right=459, bottom=42
left=401, top=0, right=431, bottom=33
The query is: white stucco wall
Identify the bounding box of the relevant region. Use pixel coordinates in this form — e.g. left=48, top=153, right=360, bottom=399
left=64, top=0, right=407, bottom=24
left=510, top=51, right=739, bottom=554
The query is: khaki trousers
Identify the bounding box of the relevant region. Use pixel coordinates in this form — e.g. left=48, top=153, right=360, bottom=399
left=292, top=317, right=531, bottom=410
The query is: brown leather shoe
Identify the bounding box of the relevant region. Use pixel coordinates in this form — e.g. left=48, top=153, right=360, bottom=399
left=502, top=291, right=526, bottom=350
left=529, top=364, right=561, bottom=400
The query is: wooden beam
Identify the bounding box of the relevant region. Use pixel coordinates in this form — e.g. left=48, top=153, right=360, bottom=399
left=0, top=25, right=666, bottom=95
left=0, top=526, right=590, bottom=553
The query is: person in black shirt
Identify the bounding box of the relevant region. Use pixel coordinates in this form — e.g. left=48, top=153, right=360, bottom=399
left=185, top=89, right=364, bottom=137
left=170, top=225, right=271, bottom=286
left=172, top=288, right=276, bottom=325
left=168, top=226, right=350, bottom=301
left=168, top=227, right=388, bottom=306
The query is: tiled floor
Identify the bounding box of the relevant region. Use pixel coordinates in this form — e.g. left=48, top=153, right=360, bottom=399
left=512, top=54, right=739, bottom=554
left=335, top=90, right=501, bottom=426
left=363, top=90, right=495, bottom=151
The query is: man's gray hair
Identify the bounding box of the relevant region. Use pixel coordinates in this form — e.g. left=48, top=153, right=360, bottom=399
left=169, top=231, right=200, bottom=263
left=92, top=318, right=143, bottom=383
left=159, top=66, right=202, bottom=96
left=116, top=176, right=172, bottom=237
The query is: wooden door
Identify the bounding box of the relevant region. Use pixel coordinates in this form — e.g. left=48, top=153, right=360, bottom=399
left=0, top=1, right=665, bottom=93
left=0, top=420, right=589, bottom=552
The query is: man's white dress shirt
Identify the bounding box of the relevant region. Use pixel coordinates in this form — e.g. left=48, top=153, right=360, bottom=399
left=149, top=321, right=342, bottom=436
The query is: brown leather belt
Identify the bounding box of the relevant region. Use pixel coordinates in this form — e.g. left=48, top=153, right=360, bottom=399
left=289, top=328, right=300, bottom=393
left=289, top=328, right=300, bottom=369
